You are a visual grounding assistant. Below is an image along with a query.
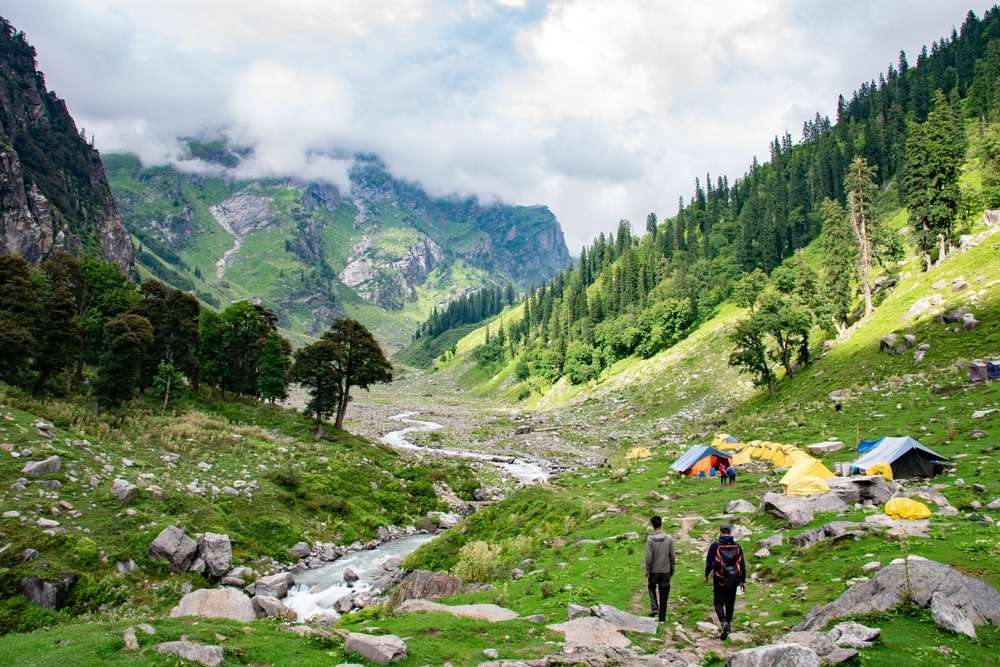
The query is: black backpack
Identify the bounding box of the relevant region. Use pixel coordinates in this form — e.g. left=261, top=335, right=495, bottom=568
left=713, top=542, right=743, bottom=587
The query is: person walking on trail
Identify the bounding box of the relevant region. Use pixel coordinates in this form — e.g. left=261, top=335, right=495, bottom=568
left=645, top=515, right=676, bottom=622
left=703, top=522, right=746, bottom=640
left=726, top=464, right=736, bottom=485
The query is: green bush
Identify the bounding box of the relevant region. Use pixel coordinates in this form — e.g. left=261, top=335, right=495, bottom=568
left=451, top=541, right=502, bottom=583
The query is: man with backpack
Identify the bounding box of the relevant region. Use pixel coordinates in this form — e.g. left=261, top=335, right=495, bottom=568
left=703, top=522, right=746, bottom=639
left=644, top=515, right=676, bottom=622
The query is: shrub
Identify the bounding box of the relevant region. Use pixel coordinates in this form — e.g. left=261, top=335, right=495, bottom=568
left=452, top=540, right=502, bottom=583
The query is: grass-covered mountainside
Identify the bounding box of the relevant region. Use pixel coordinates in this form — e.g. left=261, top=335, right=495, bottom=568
left=104, top=149, right=570, bottom=350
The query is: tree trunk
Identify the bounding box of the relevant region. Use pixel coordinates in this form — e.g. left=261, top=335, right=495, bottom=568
left=335, top=386, right=351, bottom=430
left=160, top=374, right=171, bottom=416
left=315, top=418, right=325, bottom=440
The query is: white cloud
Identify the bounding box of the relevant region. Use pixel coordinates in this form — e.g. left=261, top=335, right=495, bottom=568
left=3, top=0, right=984, bottom=253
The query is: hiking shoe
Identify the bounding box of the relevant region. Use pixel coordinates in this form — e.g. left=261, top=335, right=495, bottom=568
left=648, top=612, right=657, bottom=617
left=720, top=622, right=731, bottom=640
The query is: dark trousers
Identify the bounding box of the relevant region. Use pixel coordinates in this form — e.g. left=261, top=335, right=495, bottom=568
left=713, top=582, right=738, bottom=625
left=647, top=572, right=671, bottom=621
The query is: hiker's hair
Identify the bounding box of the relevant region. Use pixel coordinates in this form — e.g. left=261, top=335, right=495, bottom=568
left=651, top=515, right=662, bottom=529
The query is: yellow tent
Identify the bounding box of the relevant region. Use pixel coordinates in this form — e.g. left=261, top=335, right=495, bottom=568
left=866, top=462, right=893, bottom=480
left=780, top=456, right=834, bottom=491
left=785, top=447, right=811, bottom=463
left=732, top=448, right=751, bottom=465
left=884, top=497, right=931, bottom=519
left=625, top=446, right=652, bottom=460
left=711, top=433, right=743, bottom=451
left=747, top=441, right=766, bottom=458
left=785, top=475, right=831, bottom=496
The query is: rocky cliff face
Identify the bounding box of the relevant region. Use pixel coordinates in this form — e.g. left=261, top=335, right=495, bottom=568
left=0, top=18, right=135, bottom=276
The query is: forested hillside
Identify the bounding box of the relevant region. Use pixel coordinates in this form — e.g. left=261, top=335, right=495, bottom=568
left=420, top=8, right=1000, bottom=395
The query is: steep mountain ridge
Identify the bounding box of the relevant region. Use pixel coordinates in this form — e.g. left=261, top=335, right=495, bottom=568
left=0, top=19, right=135, bottom=276
left=106, top=149, right=570, bottom=347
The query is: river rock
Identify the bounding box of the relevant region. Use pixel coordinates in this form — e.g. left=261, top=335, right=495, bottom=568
left=21, top=456, right=61, bottom=477
left=344, top=632, right=407, bottom=664
left=395, top=599, right=518, bottom=622
left=930, top=591, right=976, bottom=638
left=110, top=478, right=138, bottom=504
left=147, top=525, right=198, bottom=573
left=426, top=511, right=462, bottom=529
left=170, top=587, right=256, bottom=622
left=251, top=572, right=295, bottom=599
left=796, top=557, right=1000, bottom=631
left=546, top=617, right=631, bottom=649
left=197, top=532, right=233, bottom=578
left=334, top=594, right=355, bottom=613
left=390, top=569, right=462, bottom=604
left=727, top=643, right=820, bottom=667
left=344, top=568, right=360, bottom=583
left=288, top=542, right=311, bottom=559
left=252, top=595, right=297, bottom=621
left=591, top=603, right=658, bottom=634
left=156, top=640, right=225, bottom=667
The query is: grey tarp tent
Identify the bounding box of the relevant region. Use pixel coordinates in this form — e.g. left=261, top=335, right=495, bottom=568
left=670, top=445, right=731, bottom=477
left=850, top=436, right=949, bottom=479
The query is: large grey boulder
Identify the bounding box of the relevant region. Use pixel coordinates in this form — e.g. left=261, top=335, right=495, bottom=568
left=807, top=441, right=845, bottom=456
left=546, top=616, right=631, bottom=649
left=931, top=591, right=976, bottom=638
left=863, top=514, right=929, bottom=538
left=726, top=499, right=757, bottom=514
left=21, top=575, right=76, bottom=610
left=796, top=557, right=1000, bottom=631
left=110, top=478, right=138, bottom=504
left=591, top=603, right=658, bottom=634
left=390, top=569, right=462, bottom=604
left=779, top=631, right=837, bottom=657
left=252, top=595, right=297, bottom=621
left=825, top=476, right=897, bottom=505
left=147, top=525, right=199, bottom=573
left=251, top=572, right=295, bottom=599
left=288, top=541, right=311, bottom=559
left=197, top=532, right=233, bottom=578
left=21, top=456, right=61, bottom=477
left=395, top=599, right=518, bottom=622
left=758, top=534, right=783, bottom=549
left=156, top=640, right=225, bottom=667
left=169, top=587, right=256, bottom=622
left=727, top=643, right=820, bottom=667
left=761, top=492, right=848, bottom=527
left=344, top=632, right=407, bottom=665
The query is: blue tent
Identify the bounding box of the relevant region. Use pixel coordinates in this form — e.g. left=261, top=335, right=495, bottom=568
left=856, top=437, right=883, bottom=454
left=670, top=445, right=731, bottom=476
left=850, top=436, right=950, bottom=479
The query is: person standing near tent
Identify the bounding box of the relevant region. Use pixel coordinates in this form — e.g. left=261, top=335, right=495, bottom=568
left=644, top=515, right=676, bottom=622
left=726, top=463, right=736, bottom=485
left=704, top=522, right=746, bottom=640
left=717, top=462, right=727, bottom=484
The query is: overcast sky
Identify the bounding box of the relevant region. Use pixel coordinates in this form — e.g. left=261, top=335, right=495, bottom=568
left=3, top=1, right=988, bottom=253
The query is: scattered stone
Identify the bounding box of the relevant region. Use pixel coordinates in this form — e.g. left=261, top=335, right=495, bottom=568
left=483, top=648, right=499, bottom=659
left=137, top=623, right=156, bottom=635
left=779, top=630, right=837, bottom=657
left=21, top=456, right=61, bottom=478
left=987, top=498, right=1000, bottom=511
left=758, top=534, right=783, bottom=549
left=344, top=568, right=360, bottom=583
left=861, top=562, right=882, bottom=574
left=169, top=587, right=256, bottom=622
left=20, top=575, right=76, bottom=610
left=754, top=548, right=771, bottom=559
left=807, top=441, right=845, bottom=456
left=110, top=478, right=138, bottom=504
left=156, top=640, right=225, bottom=667
left=761, top=491, right=848, bottom=527
left=731, top=525, right=752, bottom=540
left=252, top=595, right=297, bottom=621
left=567, top=603, right=591, bottom=619
left=695, top=621, right=718, bottom=634
left=334, top=594, right=354, bottom=613
left=344, top=632, right=407, bottom=665
left=288, top=541, right=311, bottom=559
left=123, top=627, right=139, bottom=651
left=115, top=559, right=137, bottom=574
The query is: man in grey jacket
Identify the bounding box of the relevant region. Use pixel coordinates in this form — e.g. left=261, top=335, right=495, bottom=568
left=644, top=515, right=676, bottom=622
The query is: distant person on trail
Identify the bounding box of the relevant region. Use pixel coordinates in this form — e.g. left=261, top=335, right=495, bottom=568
left=726, top=464, right=736, bottom=485
left=645, top=515, right=676, bottom=622
left=704, top=522, right=746, bottom=640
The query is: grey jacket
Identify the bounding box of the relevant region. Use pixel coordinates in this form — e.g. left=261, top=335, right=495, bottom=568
left=644, top=530, right=676, bottom=575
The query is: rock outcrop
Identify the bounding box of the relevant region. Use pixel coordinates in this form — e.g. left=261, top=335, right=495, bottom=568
left=0, top=18, right=135, bottom=276
left=169, top=587, right=256, bottom=622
